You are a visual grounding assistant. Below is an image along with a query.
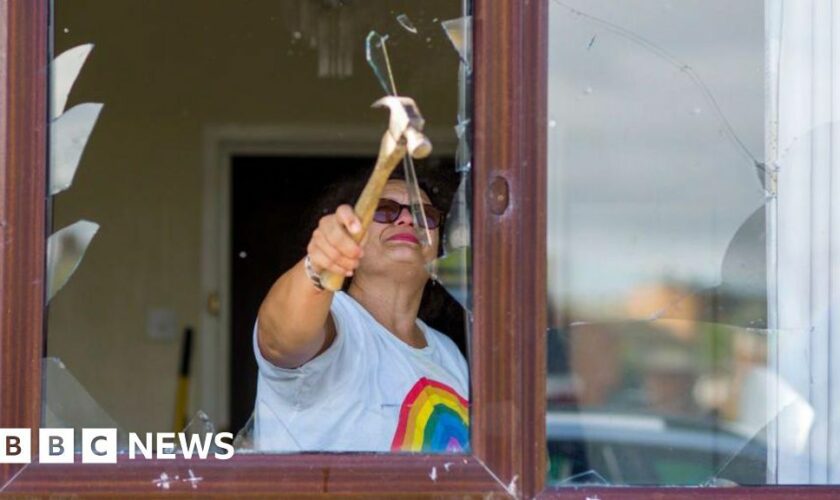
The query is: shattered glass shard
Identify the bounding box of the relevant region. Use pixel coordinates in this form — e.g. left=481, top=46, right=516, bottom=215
left=50, top=102, right=103, bottom=195
left=46, top=220, right=99, bottom=302
left=365, top=31, right=397, bottom=95
left=396, top=14, right=418, bottom=35
left=441, top=16, right=472, bottom=69
left=50, top=43, right=94, bottom=120
left=175, top=410, right=220, bottom=455
left=180, top=409, right=217, bottom=436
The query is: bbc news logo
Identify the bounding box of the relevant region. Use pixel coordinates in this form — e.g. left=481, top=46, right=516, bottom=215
left=0, top=429, right=235, bottom=463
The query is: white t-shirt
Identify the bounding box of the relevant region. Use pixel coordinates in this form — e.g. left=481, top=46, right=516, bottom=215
left=253, top=291, right=470, bottom=452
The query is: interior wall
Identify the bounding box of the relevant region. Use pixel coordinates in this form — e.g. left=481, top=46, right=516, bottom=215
left=48, top=0, right=460, bottom=434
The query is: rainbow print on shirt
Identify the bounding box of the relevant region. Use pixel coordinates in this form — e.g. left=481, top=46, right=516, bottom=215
left=390, top=377, right=469, bottom=452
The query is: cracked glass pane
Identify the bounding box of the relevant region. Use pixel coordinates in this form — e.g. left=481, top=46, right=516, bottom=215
left=45, top=0, right=471, bottom=464
left=547, top=322, right=812, bottom=486
left=434, top=14, right=473, bottom=314
left=547, top=0, right=840, bottom=487
left=43, top=358, right=128, bottom=451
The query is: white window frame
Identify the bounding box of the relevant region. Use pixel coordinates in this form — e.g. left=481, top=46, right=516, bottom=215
left=766, top=0, right=840, bottom=484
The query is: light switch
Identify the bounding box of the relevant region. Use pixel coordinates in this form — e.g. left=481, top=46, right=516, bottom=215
left=147, top=308, right=177, bottom=341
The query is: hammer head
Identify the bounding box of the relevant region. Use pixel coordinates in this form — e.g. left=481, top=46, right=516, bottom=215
left=373, top=96, right=433, bottom=159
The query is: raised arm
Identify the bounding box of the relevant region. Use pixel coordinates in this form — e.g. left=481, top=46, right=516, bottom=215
left=257, top=205, right=363, bottom=369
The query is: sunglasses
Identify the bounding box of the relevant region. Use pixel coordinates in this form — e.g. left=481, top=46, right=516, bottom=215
left=373, top=198, right=444, bottom=229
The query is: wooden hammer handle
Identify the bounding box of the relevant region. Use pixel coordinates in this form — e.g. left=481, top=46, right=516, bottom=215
left=319, top=135, right=407, bottom=292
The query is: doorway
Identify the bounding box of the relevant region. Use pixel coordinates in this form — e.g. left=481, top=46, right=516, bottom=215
left=228, top=154, right=467, bottom=433
left=229, top=155, right=370, bottom=432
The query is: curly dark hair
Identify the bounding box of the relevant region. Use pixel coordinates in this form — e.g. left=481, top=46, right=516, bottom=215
left=308, top=157, right=460, bottom=237
left=308, top=157, right=467, bottom=355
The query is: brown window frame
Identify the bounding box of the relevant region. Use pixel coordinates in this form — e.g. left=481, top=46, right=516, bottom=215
left=1, top=0, right=839, bottom=497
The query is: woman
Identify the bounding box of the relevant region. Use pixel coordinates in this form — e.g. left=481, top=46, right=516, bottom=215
left=253, top=175, right=469, bottom=453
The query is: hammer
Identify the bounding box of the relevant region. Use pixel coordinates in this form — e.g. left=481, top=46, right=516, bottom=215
left=319, top=96, right=432, bottom=291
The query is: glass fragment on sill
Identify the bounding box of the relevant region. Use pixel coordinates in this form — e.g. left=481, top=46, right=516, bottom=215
left=233, top=411, right=256, bottom=452
left=175, top=410, right=223, bottom=457
left=556, top=469, right=611, bottom=486
left=703, top=477, right=741, bottom=487
left=441, top=16, right=472, bottom=70
left=43, top=357, right=127, bottom=451
left=46, top=220, right=99, bottom=302
left=396, top=14, right=418, bottom=35
left=180, top=409, right=216, bottom=437
left=50, top=102, right=103, bottom=195
left=50, top=44, right=93, bottom=120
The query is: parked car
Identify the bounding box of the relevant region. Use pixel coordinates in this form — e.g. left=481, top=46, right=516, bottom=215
left=546, top=411, right=766, bottom=486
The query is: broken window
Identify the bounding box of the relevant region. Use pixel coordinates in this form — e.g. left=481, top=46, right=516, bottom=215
left=44, top=0, right=472, bottom=460
left=547, top=0, right=840, bottom=486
